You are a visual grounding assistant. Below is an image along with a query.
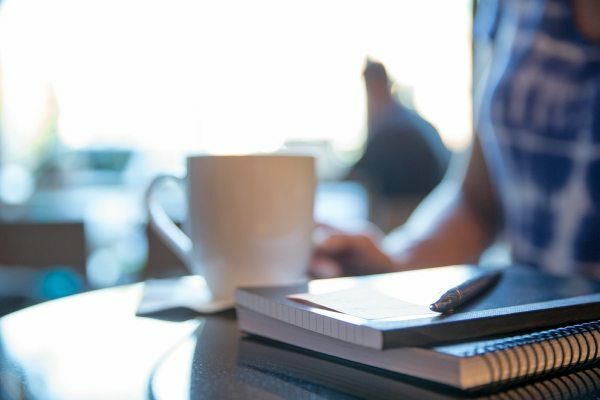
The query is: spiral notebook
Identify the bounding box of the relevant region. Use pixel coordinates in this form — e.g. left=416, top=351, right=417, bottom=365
left=235, top=265, right=600, bottom=348
left=238, top=332, right=600, bottom=398
left=238, top=307, right=600, bottom=391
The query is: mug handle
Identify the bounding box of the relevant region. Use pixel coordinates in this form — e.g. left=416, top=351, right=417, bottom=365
left=145, top=175, right=195, bottom=273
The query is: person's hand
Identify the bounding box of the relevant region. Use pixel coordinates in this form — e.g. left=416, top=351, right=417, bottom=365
left=310, top=223, right=397, bottom=278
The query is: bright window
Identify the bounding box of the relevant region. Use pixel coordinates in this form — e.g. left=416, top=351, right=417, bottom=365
left=0, top=0, right=472, bottom=167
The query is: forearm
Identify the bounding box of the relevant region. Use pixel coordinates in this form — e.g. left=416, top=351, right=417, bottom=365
left=383, top=181, right=498, bottom=270
left=311, top=137, right=501, bottom=278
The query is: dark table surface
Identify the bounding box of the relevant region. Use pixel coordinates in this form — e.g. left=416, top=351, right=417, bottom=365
left=1, top=284, right=600, bottom=400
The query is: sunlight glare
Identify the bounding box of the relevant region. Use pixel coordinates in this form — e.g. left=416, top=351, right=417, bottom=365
left=0, top=0, right=472, bottom=163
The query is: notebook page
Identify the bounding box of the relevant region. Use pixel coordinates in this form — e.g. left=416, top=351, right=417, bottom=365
left=288, top=286, right=436, bottom=320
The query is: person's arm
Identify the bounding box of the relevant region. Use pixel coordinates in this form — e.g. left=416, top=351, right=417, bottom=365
left=311, top=135, right=502, bottom=277
left=385, top=135, right=502, bottom=268
left=572, top=0, right=600, bottom=42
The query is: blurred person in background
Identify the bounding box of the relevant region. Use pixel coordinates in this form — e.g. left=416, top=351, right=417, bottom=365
left=346, top=59, right=450, bottom=232
left=312, top=0, right=600, bottom=279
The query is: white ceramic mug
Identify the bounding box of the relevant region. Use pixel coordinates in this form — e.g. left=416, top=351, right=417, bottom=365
left=145, top=155, right=316, bottom=306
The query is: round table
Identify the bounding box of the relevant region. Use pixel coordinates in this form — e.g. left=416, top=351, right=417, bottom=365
left=0, top=284, right=411, bottom=400
left=0, top=285, right=199, bottom=400
left=3, top=285, right=596, bottom=400
left=0, top=284, right=597, bottom=400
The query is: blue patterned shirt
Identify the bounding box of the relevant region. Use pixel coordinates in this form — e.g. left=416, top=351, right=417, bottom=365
left=476, top=0, right=600, bottom=277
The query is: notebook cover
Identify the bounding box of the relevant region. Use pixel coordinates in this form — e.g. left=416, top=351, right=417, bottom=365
left=235, top=265, right=600, bottom=348
left=238, top=335, right=600, bottom=399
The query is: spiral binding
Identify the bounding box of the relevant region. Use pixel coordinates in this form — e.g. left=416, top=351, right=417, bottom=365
left=482, top=367, right=600, bottom=400
left=469, top=320, right=600, bottom=390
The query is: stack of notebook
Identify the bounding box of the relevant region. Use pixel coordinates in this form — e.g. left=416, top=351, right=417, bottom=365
left=235, top=265, right=600, bottom=392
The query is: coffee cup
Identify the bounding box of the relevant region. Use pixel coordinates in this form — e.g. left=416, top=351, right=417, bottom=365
left=145, top=155, right=316, bottom=309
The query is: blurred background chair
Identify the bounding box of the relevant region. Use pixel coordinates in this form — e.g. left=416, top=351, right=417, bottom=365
left=0, top=222, right=86, bottom=269
left=0, top=222, right=87, bottom=316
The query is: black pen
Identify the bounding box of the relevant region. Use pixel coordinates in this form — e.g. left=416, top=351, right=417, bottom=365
left=429, top=269, right=502, bottom=313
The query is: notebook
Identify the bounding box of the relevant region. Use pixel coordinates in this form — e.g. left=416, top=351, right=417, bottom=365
left=235, top=265, right=600, bottom=349
left=238, top=330, right=600, bottom=398
left=237, top=306, right=600, bottom=391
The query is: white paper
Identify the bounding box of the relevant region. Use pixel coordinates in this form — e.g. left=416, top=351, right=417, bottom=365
left=137, top=276, right=233, bottom=315
left=288, top=286, right=435, bottom=320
